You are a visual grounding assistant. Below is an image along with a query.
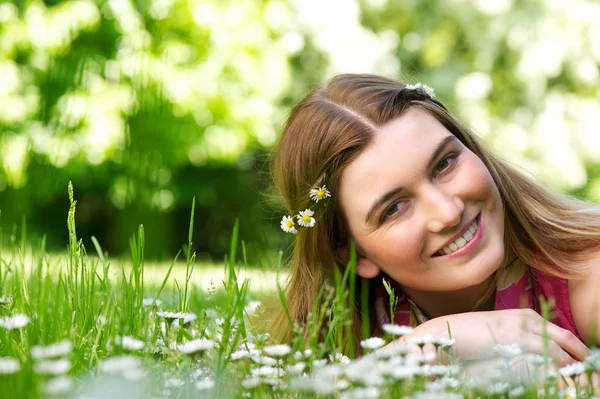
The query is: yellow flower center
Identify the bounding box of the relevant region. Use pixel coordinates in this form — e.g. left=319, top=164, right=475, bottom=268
left=286, top=221, right=293, bottom=228
left=317, top=190, right=325, bottom=197
left=302, top=215, right=311, bottom=222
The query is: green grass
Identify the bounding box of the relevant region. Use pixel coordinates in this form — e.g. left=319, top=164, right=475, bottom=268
left=1, top=185, right=599, bottom=398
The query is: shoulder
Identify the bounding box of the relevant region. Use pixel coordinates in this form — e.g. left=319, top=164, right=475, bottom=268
left=568, top=247, right=600, bottom=346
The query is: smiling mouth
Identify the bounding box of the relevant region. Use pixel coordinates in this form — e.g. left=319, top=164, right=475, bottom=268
left=432, top=213, right=481, bottom=257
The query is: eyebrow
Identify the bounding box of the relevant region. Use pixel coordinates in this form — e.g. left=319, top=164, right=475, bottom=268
left=364, top=135, right=459, bottom=224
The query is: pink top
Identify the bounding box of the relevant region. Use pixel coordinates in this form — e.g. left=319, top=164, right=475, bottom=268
left=375, top=260, right=581, bottom=340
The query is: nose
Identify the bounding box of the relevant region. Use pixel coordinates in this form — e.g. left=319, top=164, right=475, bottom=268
left=423, top=185, right=464, bottom=233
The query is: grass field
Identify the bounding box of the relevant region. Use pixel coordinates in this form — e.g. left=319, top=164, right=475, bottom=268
left=1, top=185, right=600, bottom=398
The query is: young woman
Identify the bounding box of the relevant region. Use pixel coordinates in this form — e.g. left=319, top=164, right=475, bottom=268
left=270, top=74, right=600, bottom=364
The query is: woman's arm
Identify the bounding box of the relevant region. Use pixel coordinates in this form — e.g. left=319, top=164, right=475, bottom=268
left=568, top=249, right=600, bottom=347
left=387, top=308, right=589, bottom=364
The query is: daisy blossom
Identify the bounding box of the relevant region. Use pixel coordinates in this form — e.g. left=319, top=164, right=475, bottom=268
left=382, top=324, right=413, bottom=336
left=263, top=344, right=292, bottom=357
left=309, top=185, right=331, bottom=203
left=296, top=209, right=316, bottom=227
left=32, top=340, right=73, bottom=359
left=360, top=337, right=385, bottom=350
left=34, top=359, right=72, bottom=375
left=280, top=215, right=297, bottom=234
left=0, top=357, right=20, bottom=375
left=177, top=339, right=215, bottom=355
left=0, top=314, right=30, bottom=330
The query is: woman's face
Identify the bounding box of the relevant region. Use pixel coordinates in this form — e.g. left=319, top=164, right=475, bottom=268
left=338, top=107, right=506, bottom=292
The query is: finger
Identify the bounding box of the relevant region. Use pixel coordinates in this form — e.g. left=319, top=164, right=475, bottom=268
left=519, top=335, right=576, bottom=367
left=530, top=322, right=590, bottom=361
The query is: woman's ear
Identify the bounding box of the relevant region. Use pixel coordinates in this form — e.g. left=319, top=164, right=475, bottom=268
left=356, top=257, right=381, bottom=279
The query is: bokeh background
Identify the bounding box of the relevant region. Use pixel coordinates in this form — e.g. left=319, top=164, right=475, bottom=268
left=0, top=0, right=599, bottom=265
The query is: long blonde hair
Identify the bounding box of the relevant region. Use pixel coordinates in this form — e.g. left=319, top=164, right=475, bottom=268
left=270, top=73, right=600, bottom=344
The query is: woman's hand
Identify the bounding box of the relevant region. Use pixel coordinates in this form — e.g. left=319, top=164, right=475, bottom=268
left=398, top=308, right=590, bottom=366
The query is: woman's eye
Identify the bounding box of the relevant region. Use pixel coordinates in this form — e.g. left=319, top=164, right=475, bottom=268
left=382, top=201, right=405, bottom=221
left=434, top=153, right=458, bottom=174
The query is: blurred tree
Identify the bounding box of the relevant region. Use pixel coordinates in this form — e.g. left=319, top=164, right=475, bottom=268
left=0, top=0, right=598, bottom=261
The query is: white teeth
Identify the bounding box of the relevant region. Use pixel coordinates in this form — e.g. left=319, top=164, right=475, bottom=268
left=437, top=217, right=479, bottom=256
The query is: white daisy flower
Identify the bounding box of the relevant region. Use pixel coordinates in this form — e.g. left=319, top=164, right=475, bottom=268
left=32, top=340, right=73, bottom=360
left=42, top=376, right=73, bottom=395
left=231, top=349, right=250, bottom=360
left=559, top=387, right=577, bottom=399
left=382, top=324, right=413, bottom=336
left=296, top=209, right=316, bottom=227
left=309, top=185, right=331, bottom=203
left=491, top=343, right=523, bottom=358
left=241, top=376, right=261, bottom=389
left=339, top=387, right=380, bottom=399
left=177, top=339, right=215, bottom=355
left=156, top=311, right=185, bottom=319
left=312, top=359, right=328, bottom=369
left=408, top=335, right=436, bottom=347
left=142, top=298, right=162, bottom=307
left=34, top=359, right=72, bottom=375
left=0, top=357, right=20, bottom=375
left=251, top=355, right=277, bottom=366
left=99, top=355, right=141, bottom=373
left=286, top=362, right=305, bottom=375
left=280, top=215, right=297, bottom=234
left=432, top=337, right=456, bottom=348
left=0, top=314, right=30, bottom=330
left=115, top=336, right=145, bottom=351
left=263, top=344, right=292, bottom=357
left=405, top=83, right=436, bottom=98
left=360, top=337, right=385, bottom=350
left=195, top=379, right=215, bottom=391
left=559, top=361, right=586, bottom=377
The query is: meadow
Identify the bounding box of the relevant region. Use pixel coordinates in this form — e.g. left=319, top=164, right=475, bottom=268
left=0, top=184, right=599, bottom=399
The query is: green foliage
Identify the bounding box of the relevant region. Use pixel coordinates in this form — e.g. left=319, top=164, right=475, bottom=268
left=0, top=0, right=598, bottom=261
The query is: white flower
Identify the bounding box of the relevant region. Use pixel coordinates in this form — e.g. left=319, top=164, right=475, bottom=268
left=280, top=215, right=297, bottom=234
left=389, top=365, right=418, bottom=379
left=0, top=357, right=20, bottom=375
left=296, top=209, right=316, bottom=227
left=34, top=359, right=72, bottom=375
left=231, top=349, right=250, bottom=360
left=0, top=314, right=30, bottom=330
left=360, top=337, right=385, bottom=350
left=177, top=339, right=215, bottom=355
left=409, top=335, right=436, bottom=347
left=245, top=301, right=262, bottom=316
left=492, top=343, right=523, bottom=358
left=43, top=376, right=73, bottom=395
left=405, top=83, right=436, bottom=98
left=329, top=352, right=351, bottom=364
left=156, top=311, right=185, bottom=319
left=251, top=355, right=277, bottom=366
left=382, top=324, right=413, bottom=336
left=195, top=379, right=215, bottom=391
left=559, top=361, right=586, bottom=377
left=99, top=355, right=141, bottom=373
left=309, top=185, right=331, bottom=203
left=432, top=337, right=456, bottom=348
left=263, top=344, right=292, bottom=357
left=251, top=366, right=283, bottom=378
left=286, top=362, right=306, bottom=374
left=115, top=336, right=145, bottom=351
left=32, top=340, right=73, bottom=359
left=559, top=387, right=577, bottom=399
left=142, top=298, right=162, bottom=307
left=241, top=376, right=261, bottom=389
left=312, top=358, right=327, bottom=369
left=376, top=341, right=413, bottom=358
